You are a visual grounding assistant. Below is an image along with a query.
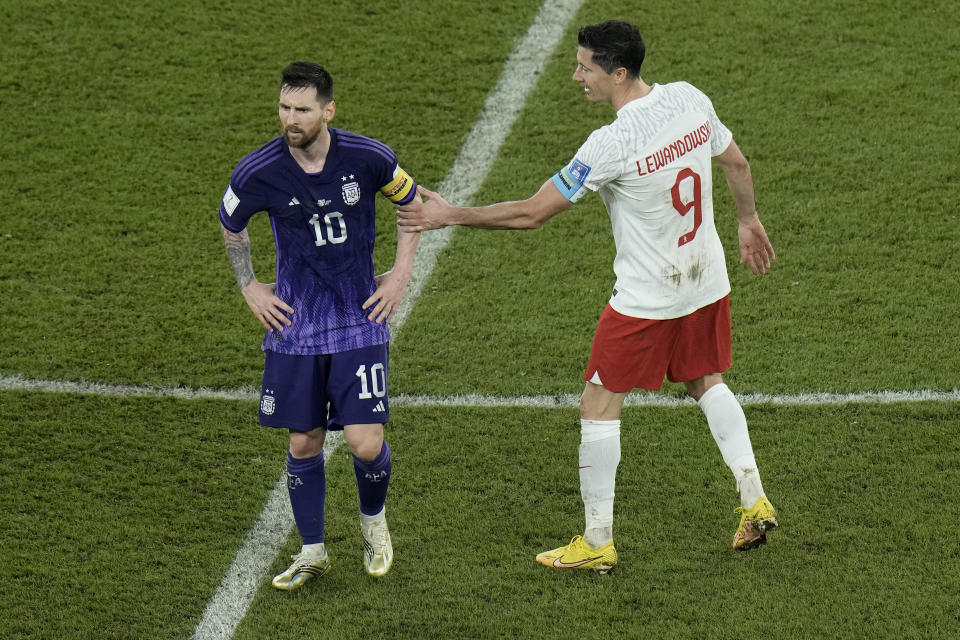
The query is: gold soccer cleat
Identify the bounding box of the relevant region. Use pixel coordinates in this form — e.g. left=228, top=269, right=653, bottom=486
left=536, top=535, right=617, bottom=573
left=272, top=545, right=331, bottom=591
left=732, top=497, right=779, bottom=550
left=360, top=514, right=394, bottom=577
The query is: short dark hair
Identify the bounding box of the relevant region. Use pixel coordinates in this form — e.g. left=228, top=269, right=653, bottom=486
left=280, top=61, right=334, bottom=102
left=577, top=20, right=645, bottom=78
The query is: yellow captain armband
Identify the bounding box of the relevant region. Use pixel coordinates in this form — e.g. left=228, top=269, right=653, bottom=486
left=380, top=166, right=415, bottom=204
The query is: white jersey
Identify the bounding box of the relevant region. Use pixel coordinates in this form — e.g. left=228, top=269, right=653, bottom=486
left=552, top=82, right=734, bottom=319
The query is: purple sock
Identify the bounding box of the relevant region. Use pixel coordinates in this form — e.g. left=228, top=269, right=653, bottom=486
left=353, top=441, right=391, bottom=516
left=286, top=451, right=326, bottom=544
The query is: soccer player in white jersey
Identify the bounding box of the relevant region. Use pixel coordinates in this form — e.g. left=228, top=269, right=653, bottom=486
left=398, top=20, right=777, bottom=571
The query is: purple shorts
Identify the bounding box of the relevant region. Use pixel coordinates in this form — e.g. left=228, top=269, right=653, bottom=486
left=257, top=343, right=390, bottom=431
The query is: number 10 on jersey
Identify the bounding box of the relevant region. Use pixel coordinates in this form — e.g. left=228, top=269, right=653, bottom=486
left=309, top=211, right=347, bottom=246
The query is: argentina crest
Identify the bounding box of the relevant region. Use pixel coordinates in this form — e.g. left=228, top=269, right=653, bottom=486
left=260, top=392, right=276, bottom=415
left=341, top=175, right=360, bottom=205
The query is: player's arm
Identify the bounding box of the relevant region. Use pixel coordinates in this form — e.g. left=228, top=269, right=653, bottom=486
left=714, top=141, right=775, bottom=275
left=397, top=178, right=573, bottom=232
left=362, top=221, right=420, bottom=324
left=363, top=167, right=423, bottom=323
left=221, top=223, right=294, bottom=331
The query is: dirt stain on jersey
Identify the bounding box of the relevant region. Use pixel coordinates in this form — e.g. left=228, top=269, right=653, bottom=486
left=687, top=256, right=706, bottom=285
left=663, top=268, right=682, bottom=287
left=662, top=255, right=706, bottom=288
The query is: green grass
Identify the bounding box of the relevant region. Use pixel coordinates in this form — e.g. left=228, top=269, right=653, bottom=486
left=4, top=398, right=959, bottom=639
left=0, top=0, right=542, bottom=388
left=2, top=0, right=959, bottom=638
left=0, top=393, right=282, bottom=639
left=393, top=0, right=960, bottom=396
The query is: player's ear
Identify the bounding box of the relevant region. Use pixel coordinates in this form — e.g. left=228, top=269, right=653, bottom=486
left=324, top=99, right=336, bottom=122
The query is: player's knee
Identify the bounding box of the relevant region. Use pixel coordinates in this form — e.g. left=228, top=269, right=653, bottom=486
left=345, top=426, right=384, bottom=461
left=288, top=428, right=325, bottom=459
left=579, top=381, right=625, bottom=421
left=685, top=373, right=724, bottom=400
left=349, top=438, right=383, bottom=462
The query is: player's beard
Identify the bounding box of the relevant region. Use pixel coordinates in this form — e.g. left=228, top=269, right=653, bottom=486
left=283, top=125, right=321, bottom=149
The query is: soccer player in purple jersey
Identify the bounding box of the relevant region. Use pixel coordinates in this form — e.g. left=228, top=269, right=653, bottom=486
left=219, top=61, right=420, bottom=590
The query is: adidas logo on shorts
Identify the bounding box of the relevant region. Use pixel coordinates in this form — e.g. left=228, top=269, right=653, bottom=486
left=372, top=401, right=386, bottom=413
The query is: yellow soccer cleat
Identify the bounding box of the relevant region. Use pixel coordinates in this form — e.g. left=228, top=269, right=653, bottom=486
left=732, top=497, right=779, bottom=550
left=272, top=546, right=331, bottom=591
left=536, top=535, right=617, bottom=573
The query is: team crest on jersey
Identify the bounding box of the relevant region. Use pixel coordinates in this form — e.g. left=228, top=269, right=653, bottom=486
left=341, top=180, right=360, bottom=205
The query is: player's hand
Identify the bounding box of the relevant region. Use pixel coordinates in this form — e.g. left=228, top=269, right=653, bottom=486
left=737, top=216, right=775, bottom=275
left=363, top=269, right=410, bottom=324
left=397, top=186, right=452, bottom=232
left=241, top=280, right=294, bottom=331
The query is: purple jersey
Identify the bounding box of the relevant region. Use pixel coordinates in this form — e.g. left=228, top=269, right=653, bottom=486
left=219, top=128, right=417, bottom=354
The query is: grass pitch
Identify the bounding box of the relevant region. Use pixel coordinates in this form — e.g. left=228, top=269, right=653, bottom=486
left=1, top=0, right=958, bottom=639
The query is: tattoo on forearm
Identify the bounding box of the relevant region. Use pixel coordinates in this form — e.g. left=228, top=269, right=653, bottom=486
left=222, top=227, right=255, bottom=289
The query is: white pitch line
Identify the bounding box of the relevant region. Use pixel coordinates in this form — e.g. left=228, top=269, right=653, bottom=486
left=0, top=374, right=260, bottom=402
left=2, top=374, right=958, bottom=408
left=391, top=389, right=960, bottom=407
left=392, top=0, right=587, bottom=329
left=189, top=431, right=342, bottom=640
left=191, top=1, right=586, bottom=638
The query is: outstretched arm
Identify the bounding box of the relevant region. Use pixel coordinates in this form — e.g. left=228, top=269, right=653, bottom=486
left=221, top=223, right=294, bottom=331
left=397, top=178, right=573, bottom=232
left=714, top=141, right=775, bottom=275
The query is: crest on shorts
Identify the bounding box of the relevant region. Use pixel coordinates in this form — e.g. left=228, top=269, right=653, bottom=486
left=341, top=180, right=360, bottom=205
left=260, top=393, right=276, bottom=415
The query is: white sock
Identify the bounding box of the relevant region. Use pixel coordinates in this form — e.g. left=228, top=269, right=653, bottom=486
left=697, top=383, right=766, bottom=507
left=359, top=506, right=386, bottom=526
left=736, top=468, right=766, bottom=509
left=579, top=418, right=620, bottom=548
left=302, top=542, right=326, bottom=556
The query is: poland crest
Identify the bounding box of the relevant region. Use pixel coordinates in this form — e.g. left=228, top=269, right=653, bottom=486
left=341, top=181, right=360, bottom=205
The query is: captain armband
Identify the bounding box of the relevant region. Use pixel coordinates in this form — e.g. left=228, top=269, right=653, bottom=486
left=380, top=166, right=416, bottom=205
left=551, top=157, right=592, bottom=203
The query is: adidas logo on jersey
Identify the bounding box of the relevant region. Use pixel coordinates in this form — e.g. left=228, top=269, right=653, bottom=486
left=372, top=401, right=386, bottom=413
left=288, top=197, right=300, bottom=206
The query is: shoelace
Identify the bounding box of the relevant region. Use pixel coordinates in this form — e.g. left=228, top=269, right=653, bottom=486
left=363, top=523, right=388, bottom=551
left=289, top=550, right=326, bottom=565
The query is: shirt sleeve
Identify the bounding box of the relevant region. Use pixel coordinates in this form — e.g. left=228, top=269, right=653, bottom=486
left=379, top=164, right=417, bottom=206
left=551, top=128, right=622, bottom=203
left=704, top=94, right=733, bottom=156
left=218, top=175, right=269, bottom=232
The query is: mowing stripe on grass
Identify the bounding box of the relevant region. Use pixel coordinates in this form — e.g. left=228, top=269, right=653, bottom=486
left=2, top=374, right=958, bottom=407
left=191, top=1, right=586, bottom=638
